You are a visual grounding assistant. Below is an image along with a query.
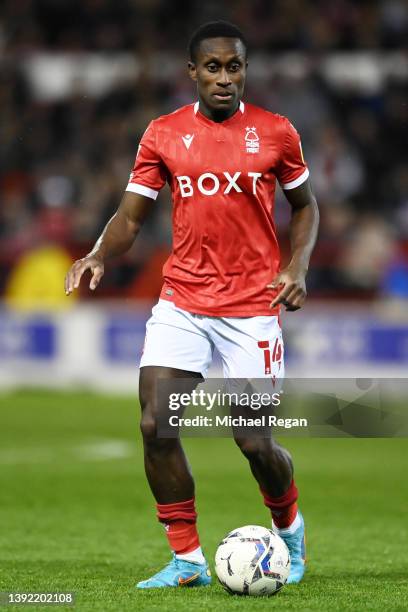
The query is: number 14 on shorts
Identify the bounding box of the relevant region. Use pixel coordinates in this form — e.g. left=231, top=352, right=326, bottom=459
left=258, top=339, right=283, bottom=375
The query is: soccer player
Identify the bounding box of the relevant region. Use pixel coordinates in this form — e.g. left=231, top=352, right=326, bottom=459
left=65, top=21, right=319, bottom=588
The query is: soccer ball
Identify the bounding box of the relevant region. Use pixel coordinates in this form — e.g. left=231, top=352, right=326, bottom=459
left=215, top=525, right=290, bottom=596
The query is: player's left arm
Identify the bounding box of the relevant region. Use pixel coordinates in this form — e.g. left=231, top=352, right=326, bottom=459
left=268, top=179, right=319, bottom=311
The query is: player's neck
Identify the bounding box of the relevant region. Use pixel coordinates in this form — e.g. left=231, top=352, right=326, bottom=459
left=197, top=99, right=240, bottom=123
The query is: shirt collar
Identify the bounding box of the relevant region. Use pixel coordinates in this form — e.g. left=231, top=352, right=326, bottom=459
left=193, top=100, right=245, bottom=126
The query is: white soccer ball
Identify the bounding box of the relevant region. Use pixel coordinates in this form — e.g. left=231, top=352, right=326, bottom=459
left=215, top=525, right=290, bottom=596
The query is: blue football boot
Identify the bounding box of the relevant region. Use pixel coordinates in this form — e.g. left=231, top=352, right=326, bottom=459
left=276, top=512, right=306, bottom=584
left=136, top=554, right=212, bottom=589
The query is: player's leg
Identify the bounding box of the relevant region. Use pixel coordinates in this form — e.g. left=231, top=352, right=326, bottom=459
left=210, top=315, right=305, bottom=583
left=139, top=365, right=199, bottom=504
left=233, top=435, right=305, bottom=584
left=136, top=300, right=213, bottom=589
left=233, top=435, right=294, bottom=498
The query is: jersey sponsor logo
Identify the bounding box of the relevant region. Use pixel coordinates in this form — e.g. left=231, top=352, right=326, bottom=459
left=245, top=126, right=259, bottom=153
left=176, top=171, right=262, bottom=197
left=182, top=134, right=194, bottom=150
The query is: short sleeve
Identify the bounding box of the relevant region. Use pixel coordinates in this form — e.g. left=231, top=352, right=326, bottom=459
left=276, top=119, right=309, bottom=190
left=126, top=121, right=167, bottom=200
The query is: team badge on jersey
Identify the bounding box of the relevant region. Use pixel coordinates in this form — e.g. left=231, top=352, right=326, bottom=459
left=245, top=127, right=259, bottom=154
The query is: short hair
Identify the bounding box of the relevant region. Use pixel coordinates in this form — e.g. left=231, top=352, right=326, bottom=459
left=188, top=20, right=248, bottom=62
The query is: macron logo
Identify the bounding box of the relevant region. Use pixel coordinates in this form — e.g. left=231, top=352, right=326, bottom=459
left=182, top=134, right=194, bottom=150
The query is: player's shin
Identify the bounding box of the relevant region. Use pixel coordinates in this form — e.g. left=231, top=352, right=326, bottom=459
left=262, top=481, right=306, bottom=584
left=157, top=498, right=206, bottom=564
left=261, top=479, right=299, bottom=530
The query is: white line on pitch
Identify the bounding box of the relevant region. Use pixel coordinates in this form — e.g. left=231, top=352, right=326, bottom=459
left=0, top=439, right=136, bottom=465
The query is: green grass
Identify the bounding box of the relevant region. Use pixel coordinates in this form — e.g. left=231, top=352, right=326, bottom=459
left=0, top=390, right=407, bottom=611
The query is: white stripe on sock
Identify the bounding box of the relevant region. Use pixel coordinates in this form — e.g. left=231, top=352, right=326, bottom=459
left=176, top=546, right=205, bottom=565
left=273, top=511, right=301, bottom=535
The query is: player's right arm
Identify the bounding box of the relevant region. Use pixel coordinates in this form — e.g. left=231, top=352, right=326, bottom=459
left=65, top=120, right=166, bottom=296
left=65, top=192, right=152, bottom=295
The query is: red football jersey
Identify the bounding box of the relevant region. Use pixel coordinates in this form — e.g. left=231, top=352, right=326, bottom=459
left=127, top=101, right=309, bottom=316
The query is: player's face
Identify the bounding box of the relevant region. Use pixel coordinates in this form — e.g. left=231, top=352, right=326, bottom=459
left=188, top=37, right=247, bottom=119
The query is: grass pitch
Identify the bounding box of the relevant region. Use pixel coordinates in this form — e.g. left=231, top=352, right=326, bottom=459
left=0, top=390, right=407, bottom=611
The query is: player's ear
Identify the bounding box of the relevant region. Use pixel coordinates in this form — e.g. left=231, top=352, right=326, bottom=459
left=188, top=61, right=197, bottom=82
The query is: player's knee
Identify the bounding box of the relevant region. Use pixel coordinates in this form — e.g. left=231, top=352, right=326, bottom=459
left=234, top=436, right=265, bottom=459
left=140, top=416, right=178, bottom=457
left=140, top=413, right=158, bottom=441
left=234, top=436, right=283, bottom=461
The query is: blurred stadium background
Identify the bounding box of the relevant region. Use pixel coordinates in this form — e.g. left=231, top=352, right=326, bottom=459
left=1, top=0, right=408, bottom=389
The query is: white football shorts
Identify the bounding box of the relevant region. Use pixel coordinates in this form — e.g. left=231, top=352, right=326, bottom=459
left=140, top=299, right=284, bottom=380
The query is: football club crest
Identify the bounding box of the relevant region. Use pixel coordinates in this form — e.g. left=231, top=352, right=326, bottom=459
left=245, top=127, right=259, bottom=154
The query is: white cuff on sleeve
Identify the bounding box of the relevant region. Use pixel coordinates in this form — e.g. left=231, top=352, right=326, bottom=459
left=126, top=182, right=159, bottom=200
left=281, top=168, right=309, bottom=190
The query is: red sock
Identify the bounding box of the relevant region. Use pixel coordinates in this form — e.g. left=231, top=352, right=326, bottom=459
left=156, top=498, right=200, bottom=554
left=261, top=480, right=299, bottom=528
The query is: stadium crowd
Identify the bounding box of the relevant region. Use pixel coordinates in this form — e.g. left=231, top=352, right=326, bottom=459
left=1, top=0, right=407, bottom=305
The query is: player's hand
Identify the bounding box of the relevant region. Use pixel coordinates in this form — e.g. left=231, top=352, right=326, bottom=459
left=267, top=265, right=307, bottom=311
left=65, top=254, right=105, bottom=295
